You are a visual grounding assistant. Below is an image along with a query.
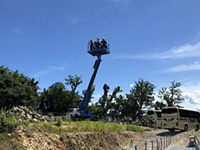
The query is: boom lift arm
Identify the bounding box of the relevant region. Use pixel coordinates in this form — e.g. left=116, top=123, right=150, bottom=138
left=79, top=56, right=102, bottom=118
left=67, top=38, right=110, bottom=120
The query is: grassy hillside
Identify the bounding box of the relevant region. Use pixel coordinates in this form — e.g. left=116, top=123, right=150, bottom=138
left=0, top=120, right=147, bottom=150
left=30, top=120, right=145, bottom=134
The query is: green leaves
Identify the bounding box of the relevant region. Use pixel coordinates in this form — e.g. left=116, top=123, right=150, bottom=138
left=39, top=75, right=83, bottom=114
left=127, top=79, right=155, bottom=118
left=65, top=75, right=82, bottom=108
left=158, top=81, right=184, bottom=107
left=0, top=65, right=185, bottom=120
left=90, top=79, right=156, bottom=120
left=0, top=66, right=39, bottom=110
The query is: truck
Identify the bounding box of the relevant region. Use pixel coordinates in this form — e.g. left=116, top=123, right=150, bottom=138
left=66, top=38, right=110, bottom=120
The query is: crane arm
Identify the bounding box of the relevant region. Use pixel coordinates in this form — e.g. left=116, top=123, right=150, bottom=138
left=79, top=57, right=102, bottom=112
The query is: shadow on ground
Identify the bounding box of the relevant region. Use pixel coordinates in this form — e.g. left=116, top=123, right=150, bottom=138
left=156, top=130, right=184, bottom=137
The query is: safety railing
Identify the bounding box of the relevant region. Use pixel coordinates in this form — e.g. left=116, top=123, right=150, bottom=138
left=195, top=136, right=200, bottom=150
left=121, top=136, right=171, bottom=150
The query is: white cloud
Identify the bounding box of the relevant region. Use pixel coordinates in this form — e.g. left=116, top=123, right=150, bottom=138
left=33, top=65, right=66, bottom=78
left=162, top=42, right=200, bottom=59
left=154, top=82, right=200, bottom=111
left=115, top=42, right=200, bottom=59
left=165, top=61, right=200, bottom=73
left=181, top=82, right=200, bottom=111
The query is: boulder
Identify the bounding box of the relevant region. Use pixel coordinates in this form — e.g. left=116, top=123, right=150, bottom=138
left=7, top=106, right=50, bottom=122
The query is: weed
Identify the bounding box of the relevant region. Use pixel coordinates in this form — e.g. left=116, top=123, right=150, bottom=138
left=29, top=121, right=144, bottom=134
left=0, top=131, right=8, bottom=141
left=47, top=112, right=54, bottom=118
left=56, top=117, right=62, bottom=126
left=25, top=132, right=32, bottom=137
left=0, top=109, right=18, bottom=132
left=126, top=125, right=144, bottom=132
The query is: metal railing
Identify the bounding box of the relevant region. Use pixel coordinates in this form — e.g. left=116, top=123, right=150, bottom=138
left=195, top=136, right=200, bottom=150
left=121, top=136, right=171, bottom=150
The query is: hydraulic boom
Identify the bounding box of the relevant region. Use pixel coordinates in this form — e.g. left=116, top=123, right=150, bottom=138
left=67, top=38, right=110, bottom=120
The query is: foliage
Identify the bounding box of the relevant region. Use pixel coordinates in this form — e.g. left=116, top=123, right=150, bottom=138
left=126, top=125, right=144, bottom=132
left=0, top=65, right=39, bottom=110
left=158, top=81, right=184, bottom=107
left=0, top=108, right=18, bottom=132
left=39, top=82, right=70, bottom=113
left=90, top=79, right=156, bottom=120
left=91, top=84, right=122, bottom=118
left=39, top=75, right=82, bottom=114
left=65, top=75, right=82, bottom=108
left=0, top=132, right=8, bottom=141
left=0, top=65, right=186, bottom=120
left=153, top=101, right=166, bottom=110
left=56, top=117, right=63, bottom=126
left=47, top=112, right=54, bottom=118
left=30, top=121, right=144, bottom=133
left=126, top=79, right=155, bottom=119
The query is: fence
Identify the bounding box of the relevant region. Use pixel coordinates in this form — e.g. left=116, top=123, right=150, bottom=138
left=195, top=136, right=200, bottom=150
left=121, top=136, right=171, bottom=150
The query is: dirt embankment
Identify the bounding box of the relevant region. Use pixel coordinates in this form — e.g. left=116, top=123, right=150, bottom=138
left=0, top=126, right=142, bottom=150
left=1, top=127, right=200, bottom=150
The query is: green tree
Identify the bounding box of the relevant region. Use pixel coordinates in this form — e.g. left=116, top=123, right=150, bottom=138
left=158, top=81, right=184, bottom=107
left=65, top=75, right=82, bottom=107
left=39, top=82, right=70, bottom=114
left=153, top=101, right=166, bottom=110
left=89, top=103, right=103, bottom=117
left=92, top=84, right=122, bottom=118
left=123, top=94, right=138, bottom=119
left=112, top=95, right=125, bottom=119
left=39, top=75, right=83, bottom=114
left=126, top=79, right=155, bottom=119
left=0, top=66, right=39, bottom=110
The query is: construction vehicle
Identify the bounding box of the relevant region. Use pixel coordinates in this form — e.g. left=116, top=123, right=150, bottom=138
left=66, top=38, right=110, bottom=120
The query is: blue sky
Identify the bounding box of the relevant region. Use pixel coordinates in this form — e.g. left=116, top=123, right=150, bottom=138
left=1, top=0, right=200, bottom=110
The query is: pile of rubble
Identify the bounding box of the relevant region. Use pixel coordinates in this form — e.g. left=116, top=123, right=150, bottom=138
left=8, top=106, right=50, bottom=122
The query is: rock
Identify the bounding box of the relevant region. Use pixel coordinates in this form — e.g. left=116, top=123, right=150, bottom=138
left=26, top=114, right=32, bottom=120
left=7, top=106, right=50, bottom=122
left=32, top=118, right=38, bottom=122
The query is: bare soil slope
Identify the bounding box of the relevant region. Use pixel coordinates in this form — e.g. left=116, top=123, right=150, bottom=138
left=1, top=127, right=200, bottom=150
left=0, top=126, right=142, bottom=150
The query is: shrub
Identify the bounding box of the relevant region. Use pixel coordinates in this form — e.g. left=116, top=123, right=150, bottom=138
left=47, top=112, right=54, bottom=118
left=0, top=132, right=8, bottom=141
left=56, top=117, right=63, bottom=126
left=0, top=107, right=5, bottom=126
left=126, top=124, right=144, bottom=132
left=0, top=109, right=18, bottom=132
left=29, top=121, right=144, bottom=134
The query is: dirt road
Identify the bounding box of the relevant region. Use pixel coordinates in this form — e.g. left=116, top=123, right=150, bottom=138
left=140, top=129, right=200, bottom=146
